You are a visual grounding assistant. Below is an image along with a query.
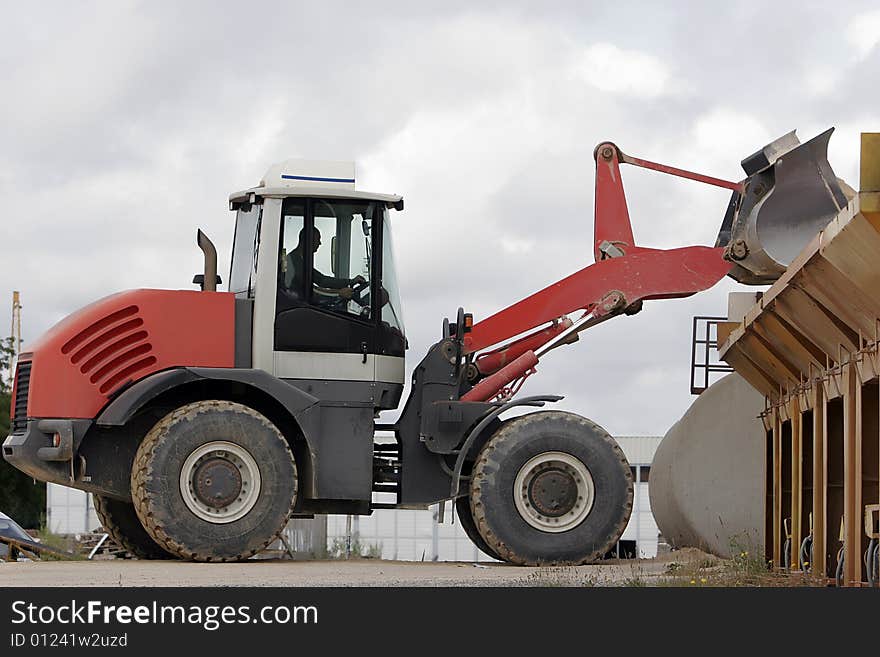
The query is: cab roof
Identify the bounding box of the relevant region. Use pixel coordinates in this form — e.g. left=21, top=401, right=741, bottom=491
left=229, top=158, right=403, bottom=210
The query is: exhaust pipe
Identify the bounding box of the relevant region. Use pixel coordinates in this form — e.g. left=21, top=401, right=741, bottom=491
left=195, top=229, right=218, bottom=292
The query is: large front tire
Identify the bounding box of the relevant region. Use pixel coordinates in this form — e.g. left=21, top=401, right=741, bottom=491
left=470, top=411, right=632, bottom=566
left=93, top=495, right=174, bottom=560
left=131, top=401, right=297, bottom=562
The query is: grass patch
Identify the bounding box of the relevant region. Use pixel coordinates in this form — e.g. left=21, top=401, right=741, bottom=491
left=520, top=565, right=601, bottom=587
left=23, top=527, right=84, bottom=561
left=326, top=534, right=383, bottom=560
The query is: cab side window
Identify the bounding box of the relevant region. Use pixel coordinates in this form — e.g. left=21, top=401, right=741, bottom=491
left=273, top=197, right=405, bottom=356
left=277, top=198, right=374, bottom=320
left=310, top=199, right=373, bottom=319
left=279, top=199, right=306, bottom=299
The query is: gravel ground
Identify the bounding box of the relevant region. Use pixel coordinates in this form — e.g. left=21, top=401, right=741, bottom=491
left=0, top=557, right=674, bottom=587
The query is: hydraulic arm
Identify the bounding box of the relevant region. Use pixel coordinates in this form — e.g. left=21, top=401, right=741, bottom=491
left=461, top=130, right=849, bottom=403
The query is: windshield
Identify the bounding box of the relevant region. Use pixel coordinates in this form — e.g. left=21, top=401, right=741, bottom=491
left=0, top=516, right=32, bottom=542
left=381, top=208, right=405, bottom=335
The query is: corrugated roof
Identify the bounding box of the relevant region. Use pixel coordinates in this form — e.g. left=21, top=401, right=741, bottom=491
left=614, top=436, right=662, bottom=465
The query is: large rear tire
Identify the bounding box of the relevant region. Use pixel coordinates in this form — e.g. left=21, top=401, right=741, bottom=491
left=93, top=495, right=174, bottom=560
left=470, top=411, right=632, bottom=566
left=131, top=400, right=297, bottom=562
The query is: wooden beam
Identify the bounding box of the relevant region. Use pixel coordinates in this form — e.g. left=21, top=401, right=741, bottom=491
left=723, top=344, right=779, bottom=397
left=843, top=363, right=862, bottom=585
left=813, top=383, right=827, bottom=577
left=861, top=132, right=880, bottom=222
left=773, top=411, right=783, bottom=570
left=790, top=395, right=802, bottom=569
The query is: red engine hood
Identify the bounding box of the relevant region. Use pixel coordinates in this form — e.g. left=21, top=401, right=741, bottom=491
left=20, top=289, right=235, bottom=419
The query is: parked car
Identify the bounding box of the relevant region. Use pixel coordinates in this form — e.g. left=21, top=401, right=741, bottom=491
left=0, top=511, right=37, bottom=560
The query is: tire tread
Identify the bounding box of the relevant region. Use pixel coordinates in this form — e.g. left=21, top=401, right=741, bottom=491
left=131, top=400, right=297, bottom=562
left=470, top=410, right=633, bottom=566
left=93, top=494, right=172, bottom=560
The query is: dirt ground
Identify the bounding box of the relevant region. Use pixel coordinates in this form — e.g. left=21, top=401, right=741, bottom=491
left=0, top=556, right=680, bottom=587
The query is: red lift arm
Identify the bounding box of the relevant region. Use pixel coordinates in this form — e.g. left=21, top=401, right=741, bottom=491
left=461, top=142, right=739, bottom=402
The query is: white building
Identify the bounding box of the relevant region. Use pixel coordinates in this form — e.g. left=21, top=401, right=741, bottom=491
left=46, top=435, right=661, bottom=560
left=326, top=505, right=496, bottom=562
left=327, top=435, right=663, bottom=562
left=45, top=483, right=100, bottom=535
left=615, top=435, right=662, bottom=559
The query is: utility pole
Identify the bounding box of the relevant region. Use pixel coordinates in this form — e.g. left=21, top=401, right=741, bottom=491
left=11, top=291, right=22, bottom=353
left=7, top=291, right=22, bottom=386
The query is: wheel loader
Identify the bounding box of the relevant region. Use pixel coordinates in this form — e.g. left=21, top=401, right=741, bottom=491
left=3, top=129, right=849, bottom=563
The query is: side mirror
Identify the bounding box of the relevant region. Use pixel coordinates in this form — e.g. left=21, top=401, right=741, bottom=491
left=330, top=235, right=338, bottom=275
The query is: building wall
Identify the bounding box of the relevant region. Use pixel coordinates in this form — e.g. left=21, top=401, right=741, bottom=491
left=326, top=435, right=663, bottom=562
left=326, top=506, right=495, bottom=562
left=619, top=475, right=656, bottom=558
left=46, top=485, right=327, bottom=559
left=46, top=436, right=662, bottom=560
left=46, top=484, right=100, bottom=535
left=616, top=436, right=662, bottom=559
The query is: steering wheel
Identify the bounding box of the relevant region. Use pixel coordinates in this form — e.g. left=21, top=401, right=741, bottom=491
left=350, top=278, right=370, bottom=300
left=326, top=278, right=371, bottom=313
left=348, top=279, right=371, bottom=317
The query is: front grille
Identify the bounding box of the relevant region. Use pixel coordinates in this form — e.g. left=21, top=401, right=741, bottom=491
left=12, top=361, right=31, bottom=433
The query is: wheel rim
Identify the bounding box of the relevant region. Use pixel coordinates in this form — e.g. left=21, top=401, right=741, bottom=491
left=513, top=451, right=594, bottom=533
left=179, top=441, right=261, bottom=524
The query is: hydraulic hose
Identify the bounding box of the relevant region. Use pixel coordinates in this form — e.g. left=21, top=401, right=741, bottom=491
left=799, top=535, right=813, bottom=572
left=873, top=541, right=880, bottom=588
left=866, top=538, right=878, bottom=587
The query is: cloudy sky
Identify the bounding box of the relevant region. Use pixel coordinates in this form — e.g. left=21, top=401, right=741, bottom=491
left=1, top=1, right=878, bottom=436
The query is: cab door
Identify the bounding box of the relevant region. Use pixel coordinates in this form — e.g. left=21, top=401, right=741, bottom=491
left=273, top=197, right=379, bottom=380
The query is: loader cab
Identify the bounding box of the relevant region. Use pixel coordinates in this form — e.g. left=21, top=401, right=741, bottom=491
left=228, top=159, right=407, bottom=399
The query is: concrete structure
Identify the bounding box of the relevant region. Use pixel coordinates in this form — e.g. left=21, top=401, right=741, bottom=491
left=650, top=373, right=765, bottom=558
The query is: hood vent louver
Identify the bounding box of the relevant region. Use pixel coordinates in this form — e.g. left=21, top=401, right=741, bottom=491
left=61, top=305, right=155, bottom=396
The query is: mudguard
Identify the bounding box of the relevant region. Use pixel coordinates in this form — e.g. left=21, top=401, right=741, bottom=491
left=95, top=367, right=319, bottom=427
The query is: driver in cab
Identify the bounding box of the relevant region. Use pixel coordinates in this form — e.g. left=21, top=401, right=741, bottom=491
left=285, top=227, right=366, bottom=306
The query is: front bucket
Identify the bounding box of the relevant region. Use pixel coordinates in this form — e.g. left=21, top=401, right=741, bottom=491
left=718, top=128, right=852, bottom=285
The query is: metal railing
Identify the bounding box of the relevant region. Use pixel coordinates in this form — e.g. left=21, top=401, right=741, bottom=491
left=690, top=315, right=734, bottom=395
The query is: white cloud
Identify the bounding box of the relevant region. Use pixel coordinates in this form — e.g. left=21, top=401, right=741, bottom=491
left=691, top=109, right=770, bottom=170
left=847, top=9, right=880, bottom=59
left=500, top=236, right=534, bottom=254
left=571, top=43, right=675, bottom=98
left=2, top=1, right=878, bottom=439
left=804, top=65, right=840, bottom=98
